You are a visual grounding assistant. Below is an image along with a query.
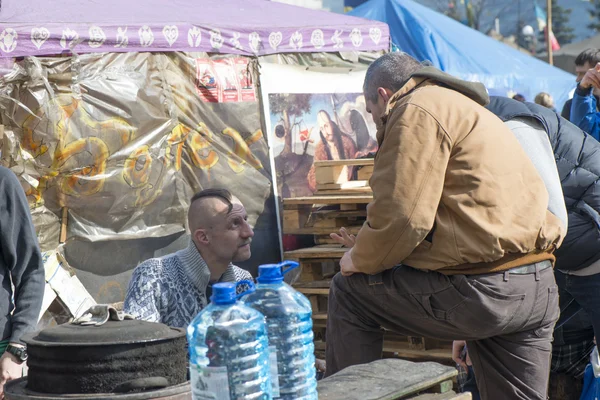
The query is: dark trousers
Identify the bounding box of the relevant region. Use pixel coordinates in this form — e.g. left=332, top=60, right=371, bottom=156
left=555, top=270, right=600, bottom=342
left=325, top=262, right=559, bottom=400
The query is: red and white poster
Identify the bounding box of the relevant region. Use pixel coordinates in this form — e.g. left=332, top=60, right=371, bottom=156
left=195, top=59, right=219, bottom=102
left=195, top=57, right=256, bottom=103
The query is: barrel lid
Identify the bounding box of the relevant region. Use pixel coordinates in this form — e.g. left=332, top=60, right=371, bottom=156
left=23, top=319, right=185, bottom=347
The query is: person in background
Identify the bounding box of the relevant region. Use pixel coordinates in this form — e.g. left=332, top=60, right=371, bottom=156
left=0, top=166, right=45, bottom=399
left=534, top=92, right=557, bottom=112
left=325, top=52, right=564, bottom=400
left=477, top=96, right=600, bottom=400
left=561, top=48, right=600, bottom=122
left=512, top=93, right=526, bottom=102
left=550, top=312, right=595, bottom=400
left=568, top=49, right=600, bottom=139
left=124, top=188, right=254, bottom=328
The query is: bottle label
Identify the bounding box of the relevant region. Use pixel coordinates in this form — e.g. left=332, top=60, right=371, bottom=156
left=190, top=365, right=231, bottom=400
left=269, top=345, right=281, bottom=398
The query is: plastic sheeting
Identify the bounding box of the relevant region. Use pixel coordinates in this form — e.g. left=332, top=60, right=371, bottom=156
left=0, top=52, right=279, bottom=302
left=349, top=0, right=577, bottom=110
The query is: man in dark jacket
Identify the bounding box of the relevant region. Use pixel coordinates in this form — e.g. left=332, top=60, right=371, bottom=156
left=486, top=96, right=600, bottom=397
left=0, top=166, right=45, bottom=397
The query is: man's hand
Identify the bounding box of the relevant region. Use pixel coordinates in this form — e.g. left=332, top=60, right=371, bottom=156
left=330, top=227, right=356, bottom=248
left=0, top=350, right=22, bottom=399
left=452, top=340, right=472, bottom=371
left=580, top=62, right=600, bottom=90
left=340, top=250, right=360, bottom=276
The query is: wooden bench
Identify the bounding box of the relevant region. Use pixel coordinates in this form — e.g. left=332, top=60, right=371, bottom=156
left=317, top=358, right=468, bottom=400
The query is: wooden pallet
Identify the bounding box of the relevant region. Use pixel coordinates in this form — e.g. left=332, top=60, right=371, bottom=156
left=284, top=195, right=372, bottom=206
left=284, top=246, right=345, bottom=282
left=283, top=206, right=366, bottom=235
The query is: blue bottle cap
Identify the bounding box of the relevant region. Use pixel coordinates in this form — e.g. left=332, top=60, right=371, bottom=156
left=210, top=282, right=237, bottom=305
left=257, top=264, right=284, bottom=284
left=256, top=261, right=299, bottom=284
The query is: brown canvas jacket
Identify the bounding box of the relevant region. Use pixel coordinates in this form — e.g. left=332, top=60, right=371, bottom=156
left=351, top=68, right=565, bottom=275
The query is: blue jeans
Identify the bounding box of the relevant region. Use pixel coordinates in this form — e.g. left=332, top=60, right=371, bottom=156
left=555, top=270, right=600, bottom=342
left=457, top=366, right=481, bottom=400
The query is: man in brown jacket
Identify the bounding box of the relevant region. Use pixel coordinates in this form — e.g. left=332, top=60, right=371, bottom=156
left=325, top=53, right=565, bottom=400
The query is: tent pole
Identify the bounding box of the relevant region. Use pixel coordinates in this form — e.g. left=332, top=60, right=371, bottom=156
left=547, top=0, right=553, bottom=65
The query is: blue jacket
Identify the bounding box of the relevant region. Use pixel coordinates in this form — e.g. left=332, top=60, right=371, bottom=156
left=570, top=85, right=600, bottom=141
left=487, top=97, right=600, bottom=272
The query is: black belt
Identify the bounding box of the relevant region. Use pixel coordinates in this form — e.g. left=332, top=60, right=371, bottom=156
left=507, top=260, right=552, bottom=275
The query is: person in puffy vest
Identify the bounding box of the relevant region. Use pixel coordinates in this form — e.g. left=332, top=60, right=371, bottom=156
left=484, top=96, right=600, bottom=398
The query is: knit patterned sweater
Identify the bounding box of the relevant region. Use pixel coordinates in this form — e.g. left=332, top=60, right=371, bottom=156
left=124, top=241, right=253, bottom=328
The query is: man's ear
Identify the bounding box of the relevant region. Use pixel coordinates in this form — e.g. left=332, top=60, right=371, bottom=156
left=377, top=87, right=392, bottom=103
left=194, top=229, right=210, bottom=245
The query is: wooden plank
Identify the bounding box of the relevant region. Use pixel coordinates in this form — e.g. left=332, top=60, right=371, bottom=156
left=311, top=209, right=367, bottom=219
left=316, top=180, right=369, bottom=190
left=284, top=195, right=373, bottom=205
left=313, top=312, right=328, bottom=320
left=299, top=262, right=324, bottom=282
left=307, top=209, right=366, bottom=230
left=317, top=358, right=458, bottom=400
left=293, top=280, right=332, bottom=289
left=283, top=226, right=361, bottom=235
left=296, top=287, right=330, bottom=296
left=309, top=296, right=319, bottom=314
left=357, top=165, right=374, bottom=181
left=428, top=380, right=454, bottom=394
left=314, top=340, right=453, bottom=364
left=316, top=187, right=373, bottom=196
left=315, top=236, right=339, bottom=245
left=382, top=341, right=453, bottom=364
left=412, top=392, right=471, bottom=400
left=314, top=159, right=374, bottom=167
left=59, top=207, right=68, bottom=244
left=284, top=246, right=347, bottom=259
left=282, top=205, right=311, bottom=232
left=316, top=165, right=348, bottom=185
left=408, top=337, right=443, bottom=351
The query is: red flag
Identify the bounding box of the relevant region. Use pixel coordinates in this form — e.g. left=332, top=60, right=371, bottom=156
left=545, top=27, right=560, bottom=51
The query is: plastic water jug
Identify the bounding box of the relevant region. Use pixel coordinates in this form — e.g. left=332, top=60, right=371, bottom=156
left=187, top=281, right=273, bottom=400
left=241, top=261, right=317, bottom=400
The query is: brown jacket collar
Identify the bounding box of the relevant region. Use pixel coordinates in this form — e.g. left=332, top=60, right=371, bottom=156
left=378, top=76, right=429, bottom=142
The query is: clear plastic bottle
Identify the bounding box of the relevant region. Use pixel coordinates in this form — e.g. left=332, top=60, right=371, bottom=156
left=241, top=261, right=317, bottom=400
left=187, top=281, right=272, bottom=400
